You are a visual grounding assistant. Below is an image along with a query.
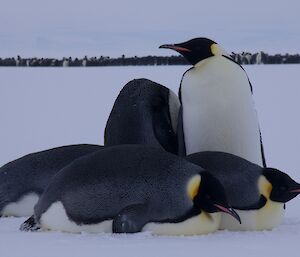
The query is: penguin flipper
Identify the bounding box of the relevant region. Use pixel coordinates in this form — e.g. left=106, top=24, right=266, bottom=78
left=20, top=215, right=40, bottom=232
left=259, top=129, right=267, bottom=167
left=112, top=204, right=150, bottom=233
left=177, top=106, right=186, bottom=156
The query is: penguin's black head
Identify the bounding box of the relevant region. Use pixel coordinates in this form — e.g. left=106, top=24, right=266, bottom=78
left=194, top=172, right=241, bottom=223
left=159, top=37, right=227, bottom=66
left=263, top=168, right=300, bottom=203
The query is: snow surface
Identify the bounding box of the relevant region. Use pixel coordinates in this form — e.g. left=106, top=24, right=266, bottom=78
left=1, top=65, right=300, bottom=256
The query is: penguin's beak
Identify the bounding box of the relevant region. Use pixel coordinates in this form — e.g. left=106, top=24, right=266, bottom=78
left=214, top=204, right=241, bottom=224
left=289, top=182, right=300, bottom=194
left=159, top=44, right=191, bottom=53
left=290, top=188, right=300, bottom=193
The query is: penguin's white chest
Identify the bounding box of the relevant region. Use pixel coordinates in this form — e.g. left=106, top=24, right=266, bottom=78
left=40, top=201, right=221, bottom=235
left=143, top=212, right=221, bottom=235
left=181, top=56, right=262, bottom=165
left=220, top=201, right=284, bottom=231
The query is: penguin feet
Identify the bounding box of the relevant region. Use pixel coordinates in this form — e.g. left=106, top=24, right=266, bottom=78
left=20, top=215, right=40, bottom=232
left=112, top=204, right=150, bottom=233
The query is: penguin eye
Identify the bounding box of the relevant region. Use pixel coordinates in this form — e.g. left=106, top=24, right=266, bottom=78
left=279, top=185, right=288, bottom=191
left=205, top=194, right=212, bottom=201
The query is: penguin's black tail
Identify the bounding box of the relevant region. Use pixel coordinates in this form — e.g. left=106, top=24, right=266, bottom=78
left=20, top=215, right=40, bottom=232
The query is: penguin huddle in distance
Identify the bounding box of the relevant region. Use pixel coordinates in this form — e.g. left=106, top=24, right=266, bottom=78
left=1, top=37, right=299, bottom=235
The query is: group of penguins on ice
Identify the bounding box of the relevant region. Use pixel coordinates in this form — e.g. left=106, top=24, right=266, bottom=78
left=1, top=38, right=300, bottom=236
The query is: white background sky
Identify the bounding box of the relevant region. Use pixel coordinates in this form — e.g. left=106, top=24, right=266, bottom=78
left=0, top=0, right=299, bottom=57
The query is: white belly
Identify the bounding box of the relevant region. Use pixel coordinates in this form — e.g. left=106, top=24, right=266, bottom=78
left=40, top=201, right=221, bottom=235
left=220, top=201, right=284, bottom=231
left=181, top=56, right=262, bottom=165
left=1, top=193, right=39, bottom=217
left=143, top=212, right=221, bottom=235
left=40, top=202, right=113, bottom=233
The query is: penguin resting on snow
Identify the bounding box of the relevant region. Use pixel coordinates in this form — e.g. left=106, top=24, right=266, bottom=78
left=21, top=145, right=240, bottom=235
left=186, top=151, right=300, bottom=230
left=0, top=144, right=102, bottom=217
left=160, top=38, right=266, bottom=166
left=105, top=78, right=180, bottom=154
left=0, top=78, right=180, bottom=218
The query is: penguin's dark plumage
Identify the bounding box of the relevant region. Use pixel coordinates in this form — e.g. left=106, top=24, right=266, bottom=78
left=186, top=151, right=300, bottom=230
left=21, top=145, right=240, bottom=235
left=104, top=79, right=180, bottom=154
left=0, top=144, right=102, bottom=217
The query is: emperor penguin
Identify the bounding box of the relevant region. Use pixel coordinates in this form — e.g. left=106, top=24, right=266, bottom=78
left=186, top=151, right=300, bottom=230
left=21, top=145, right=240, bottom=235
left=0, top=144, right=102, bottom=217
left=160, top=38, right=266, bottom=166
left=105, top=78, right=180, bottom=154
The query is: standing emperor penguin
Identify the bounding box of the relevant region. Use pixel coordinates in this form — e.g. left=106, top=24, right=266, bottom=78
left=105, top=79, right=180, bottom=154
left=0, top=144, right=102, bottom=217
left=21, top=145, right=240, bottom=235
left=186, top=151, right=300, bottom=230
left=160, top=38, right=266, bottom=166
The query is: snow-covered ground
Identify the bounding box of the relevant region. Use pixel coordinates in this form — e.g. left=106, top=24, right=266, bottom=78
left=1, top=65, right=300, bottom=256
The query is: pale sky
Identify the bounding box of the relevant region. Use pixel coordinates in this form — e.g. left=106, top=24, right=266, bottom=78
left=0, top=0, right=299, bottom=57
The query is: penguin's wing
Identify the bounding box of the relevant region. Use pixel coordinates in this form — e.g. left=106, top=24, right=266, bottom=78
left=112, top=204, right=150, bottom=233
left=259, top=129, right=267, bottom=167
left=247, top=79, right=253, bottom=94
left=177, top=106, right=186, bottom=156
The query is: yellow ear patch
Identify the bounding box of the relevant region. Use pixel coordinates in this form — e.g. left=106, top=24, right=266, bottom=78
left=210, top=44, right=229, bottom=57
left=210, top=44, right=219, bottom=56
left=187, top=175, right=201, bottom=200
left=258, top=175, right=272, bottom=198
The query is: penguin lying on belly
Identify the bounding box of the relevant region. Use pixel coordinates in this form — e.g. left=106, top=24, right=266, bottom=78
left=160, top=38, right=266, bottom=166
left=0, top=79, right=180, bottom=218
left=21, top=145, right=240, bottom=235
left=186, top=151, right=300, bottom=230
left=0, top=144, right=103, bottom=217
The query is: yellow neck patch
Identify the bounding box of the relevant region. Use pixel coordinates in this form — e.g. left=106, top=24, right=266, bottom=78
left=258, top=175, right=272, bottom=199
left=187, top=174, right=201, bottom=200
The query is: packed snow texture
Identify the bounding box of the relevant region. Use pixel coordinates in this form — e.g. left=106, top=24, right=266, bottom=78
left=0, top=65, right=300, bottom=257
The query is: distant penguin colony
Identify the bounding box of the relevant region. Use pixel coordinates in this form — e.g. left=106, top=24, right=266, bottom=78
left=159, top=38, right=266, bottom=166
left=0, top=37, right=299, bottom=236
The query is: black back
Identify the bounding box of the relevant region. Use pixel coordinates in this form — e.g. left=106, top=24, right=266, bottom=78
left=0, top=144, right=102, bottom=211
left=104, top=79, right=179, bottom=154
left=35, top=145, right=202, bottom=225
